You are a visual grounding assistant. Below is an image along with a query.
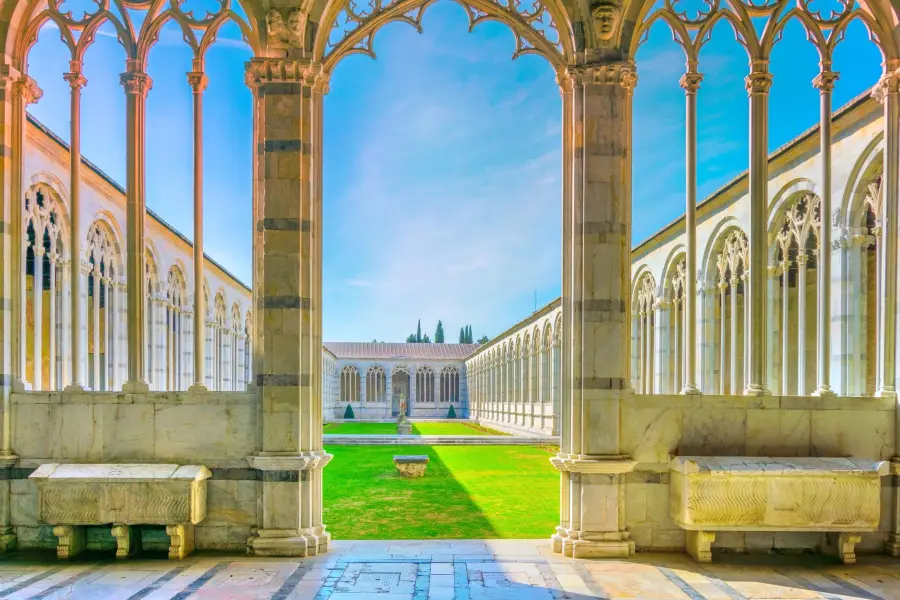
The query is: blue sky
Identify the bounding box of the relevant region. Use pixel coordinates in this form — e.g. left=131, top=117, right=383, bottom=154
left=27, top=3, right=882, bottom=342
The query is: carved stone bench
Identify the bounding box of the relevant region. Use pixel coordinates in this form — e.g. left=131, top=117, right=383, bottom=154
left=670, top=456, right=888, bottom=564
left=29, top=463, right=210, bottom=559
left=394, top=455, right=429, bottom=477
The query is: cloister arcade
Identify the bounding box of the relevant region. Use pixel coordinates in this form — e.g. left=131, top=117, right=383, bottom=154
left=1, top=0, right=900, bottom=563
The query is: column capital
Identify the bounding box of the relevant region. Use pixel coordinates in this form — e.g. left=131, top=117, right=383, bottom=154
left=244, top=58, right=316, bottom=88
left=797, top=252, right=808, bottom=266
left=680, top=71, right=703, bottom=94
left=574, top=61, right=637, bottom=92
left=63, top=66, right=87, bottom=91
left=745, top=63, right=772, bottom=96
left=187, top=71, right=208, bottom=94
left=872, top=69, right=900, bottom=104
left=812, top=70, right=839, bottom=93
left=13, top=74, right=43, bottom=104
left=120, top=69, right=152, bottom=97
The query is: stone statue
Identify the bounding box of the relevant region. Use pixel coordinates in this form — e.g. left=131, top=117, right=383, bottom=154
left=592, top=0, right=620, bottom=43
left=397, top=394, right=411, bottom=434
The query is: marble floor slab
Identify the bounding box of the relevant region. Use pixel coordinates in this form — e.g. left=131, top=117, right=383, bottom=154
left=1, top=540, right=900, bottom=599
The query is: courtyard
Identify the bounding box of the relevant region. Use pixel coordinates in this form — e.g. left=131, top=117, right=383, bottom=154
left=323, top=445, right=558, bottom=539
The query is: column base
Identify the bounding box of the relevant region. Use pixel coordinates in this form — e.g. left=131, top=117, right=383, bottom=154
left=11, top=379, right=29, bottom=392
left=246, top=527, right=329, bottom=557
left=885, top=533, right=900, bottom=558
left=743, top=383, right=771, bottom=397
left=812, top=385, right=836, bottom=397
left=122, top=380, right=150, bottom=393
left=877, top=387, right=898, bottom=398
left=680, top=384, right=701, bottom=395
left=188, top=384, right=208, bottom=392
left=62, top=383, right=85, bottom=393
left=562, top=536, right=634, bottom=559
left=550, top=527, right=568, bottom=554
left=0, top=527, right=16, bottom=553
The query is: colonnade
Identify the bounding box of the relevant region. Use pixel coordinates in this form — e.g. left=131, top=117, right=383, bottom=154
left=337, top=363, right=460, bottom=406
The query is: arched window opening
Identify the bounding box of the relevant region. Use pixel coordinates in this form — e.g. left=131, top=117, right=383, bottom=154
left=713, top=230, right=749, bottom=395
left=23, top=186, right=66, bottom=391
left=440, top=366, right=459, bottom=404
left=213, top=293, right=227, bottom=390
left=165, top=267, right=187, bottom=391
left=340, top=365, right=360, bottom=404
left=632, top=273, right=657, bottom=394
left=416, top=366, right=435, bottom=403
left=366, top=366, right=386, bottom=403
left=86, top=222, right=119, bottom=391
left=666, top=258, right=687, bottom=394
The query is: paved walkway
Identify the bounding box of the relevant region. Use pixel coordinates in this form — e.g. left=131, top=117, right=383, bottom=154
left=1, top=540, right=900, bottom=599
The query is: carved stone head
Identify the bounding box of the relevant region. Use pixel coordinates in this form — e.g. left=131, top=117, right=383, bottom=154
left=592, top=1, right=620, bottom=43
left=266, top=8, right=285, bottom=39
left=287, top=8, right=306, bottom=45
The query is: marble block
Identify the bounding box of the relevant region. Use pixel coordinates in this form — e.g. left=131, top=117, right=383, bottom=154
left=394, top=455, right=428, bottom=478
left=670, top=456, right=887, bottom=564
left=29, top=463, right=210, bottom=559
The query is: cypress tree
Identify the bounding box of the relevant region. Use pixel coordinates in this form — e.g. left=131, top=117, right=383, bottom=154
left=435, top=320, right=445, bottom=343
left=416, top=319, right=422, bottom=343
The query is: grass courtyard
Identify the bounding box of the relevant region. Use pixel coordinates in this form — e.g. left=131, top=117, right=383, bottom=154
left=323, top=445, right=558, bottom=539
left=322, top=421, right=507, bottom=435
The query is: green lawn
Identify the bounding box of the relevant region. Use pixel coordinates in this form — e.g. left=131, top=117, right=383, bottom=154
left=323, top=445, right=559, bottom=539
left=322, top=421, right=508, bottom=436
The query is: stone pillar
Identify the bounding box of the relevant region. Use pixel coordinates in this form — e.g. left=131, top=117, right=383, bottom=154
left=189, top=70, right=207, bottom=392
left=745, top=62, right=772, bottom=396
left=552, top=62, right=636, bottom=559
left=245, top=58, right=330, bottom=557
left=33, top=247, right=44, bottom=390
left=797, top=253, right=808, bottom=395
left=680, top=68, right=702, bottom=394
left=63, top=65, right=86, bottom=390
left=730, top=276, right=738, bottom=394
left=120, top=62, right=151, bottom=392
left=813, top=69, right=838, bottom=396
left=718, top=281, right=727, bottom=394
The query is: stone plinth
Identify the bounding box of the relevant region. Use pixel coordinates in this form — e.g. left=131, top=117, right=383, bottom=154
left=29, top=463, right=210, bottom=559
left=670, top=456, right=887, bottom=563
left=397, top=422, right=412, bottom=435
left=394, top=455, right=429, bottom=478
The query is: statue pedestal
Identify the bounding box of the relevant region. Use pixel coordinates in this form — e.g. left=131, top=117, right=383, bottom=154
left=397, top=422, right=412, bottom=435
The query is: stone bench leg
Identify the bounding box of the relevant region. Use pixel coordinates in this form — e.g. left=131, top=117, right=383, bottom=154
left=166, top=524, right=194, bottom=559
left=686, top=530, right=715, bottom=563
left=837, top=532, right=862, bottom=565
left=112, top=525, right=141, bottom=559
left=52, top=525, right=85, bottom=559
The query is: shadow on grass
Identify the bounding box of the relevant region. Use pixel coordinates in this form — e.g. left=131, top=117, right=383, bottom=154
left=323, top=445, right=500, bottom=539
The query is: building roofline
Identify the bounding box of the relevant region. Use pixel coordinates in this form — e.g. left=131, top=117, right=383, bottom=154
left=466, top=297, right=562, bottom=360
left=26, top=112, right=251, bottom=293
left=631, top=89, right=877, bottom=257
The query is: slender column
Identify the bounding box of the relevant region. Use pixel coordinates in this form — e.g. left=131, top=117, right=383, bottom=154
left=730, top=276, right=738, bottom=393
left=553, top=61, right=637, bottom=559
left=782, top=259, right=790, bottom=395
left=63, top=66, right=86, bottom=389
left=91, top=266, right=100, bottom=389
left=102, top=278, right=111, bottom=389
left=244, top=58, right=330, bottom=557
left=813, top=69, right=838, bottom=395
left=719, top=282, right=726, bottom=393
left=120, top=63, right=151, bottom=391
left=32, top=248, right=44, bottom=390
left=108, top=283, right=119, bottom=390
left=674, top=300, right=682, bottom=392
left=797, top=253, right=808, bottom=395
left=680, top=69, right=702, bottom=394
left=188, top=70, right=207, bottom=390
left=745, top=62, right=772, bottom=395
left=48, top=256, right=56, bottom=389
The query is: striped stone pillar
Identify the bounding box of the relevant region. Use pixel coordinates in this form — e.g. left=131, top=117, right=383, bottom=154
left=553, top=61, right=637, bottom=559
left=245, top=58, right=330, bottom=557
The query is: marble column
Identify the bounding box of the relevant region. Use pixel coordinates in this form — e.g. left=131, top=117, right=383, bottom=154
left=680, top=68, right=702, bottom=394
left=552, top=62, right=637, bottom=559
left=797, top=253, right=808, bottom=395
left=48, top=256, right=57, bottom=390
left=730, top=276, right=738, bottom=394
left=813, top=69, right=838, bottom=396
left=245, top=58, right=330, bottom=557
left=718, top=281, right=727, bottom=394
left=32, top=247, right=43, bottom=390
left=64, top=65, right=86, bottom=390
left=188, top=64, right=206, bottom=392
left=120, top=62, right=151, bottom=392
left=745, top=62, right=772, bottom=395
left=782, top=259, right=790, bottom=394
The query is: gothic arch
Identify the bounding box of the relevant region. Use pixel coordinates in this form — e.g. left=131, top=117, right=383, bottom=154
left=24, top=182, right=69, bottom=261
left=659, top=244, right=686, bottom=298
left=701, top=217, right=742, bottom=287
left=769, top=178, right=819, bottom=230
left=314, top=0, right=575, bottom=75
left=84, top=218, right=123, bottom=281
left=166, top=265, right=187, bottom=309
left=843, top=133, right=885, bottom=230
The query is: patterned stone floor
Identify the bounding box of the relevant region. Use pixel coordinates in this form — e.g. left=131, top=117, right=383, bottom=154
left=2, top=540, right=900, bottom=599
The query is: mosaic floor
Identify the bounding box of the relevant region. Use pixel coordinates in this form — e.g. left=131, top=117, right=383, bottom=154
left=2, top=540, right=900, bottom=599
